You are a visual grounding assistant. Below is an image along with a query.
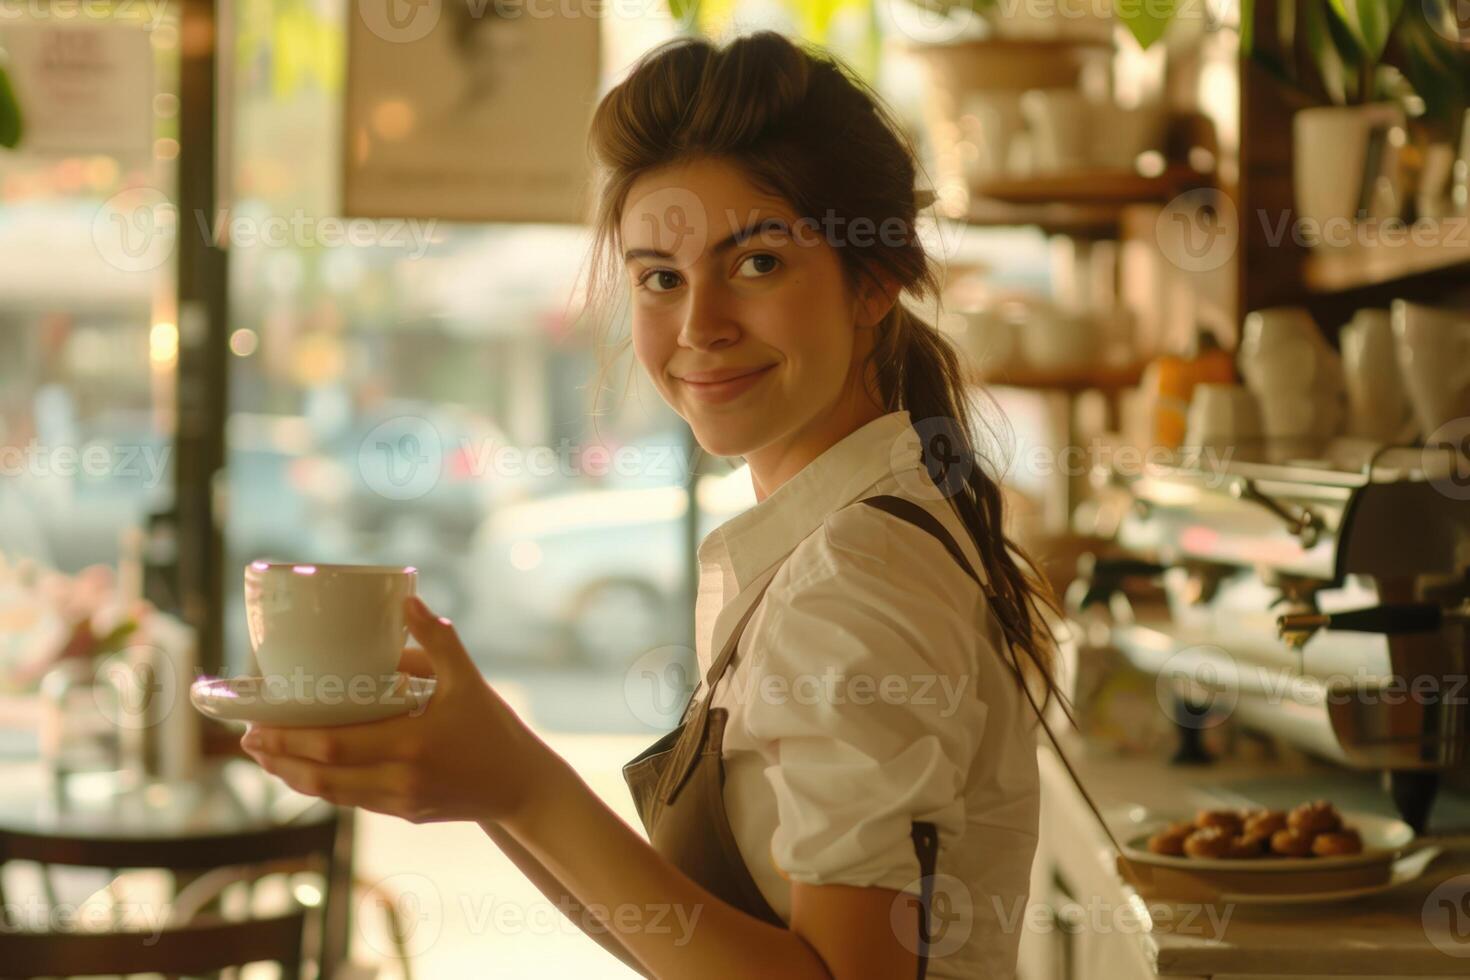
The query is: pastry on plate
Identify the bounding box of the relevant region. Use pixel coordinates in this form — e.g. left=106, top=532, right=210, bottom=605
left=1287, top=800, right=1342, bottom=835
left=1269, top=828, right=1317, bottom=857
left=1311, top=829, right=1363, bottom=857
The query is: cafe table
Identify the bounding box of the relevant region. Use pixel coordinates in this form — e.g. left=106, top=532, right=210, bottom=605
left=0, top=750, right=355, bottom=977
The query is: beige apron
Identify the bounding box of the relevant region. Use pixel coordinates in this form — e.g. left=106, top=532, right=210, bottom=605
left=622, top=493, right=986, bottom=979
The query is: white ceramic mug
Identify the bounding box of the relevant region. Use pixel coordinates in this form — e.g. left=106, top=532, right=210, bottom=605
left=1020, top=88, right=1089, bottom=172
left=1340, top=308, right=1416, bottom=443
left=243, top=562, right=418, bottom=686
left=1292, top=103, right=1407, bottom=248
left=1089, top=102, right=1166, bottom=171
left=1391, top=300, right=1470, bottom=438
left=1017, top=303, right=1097, bottom=370
left=1240, top=306, right=1343, bottom=397
left=957, top=308, right=1020, bottom=373
left=959, top=92, right=1026, bottom=181
left=1184, top=383, right=1261, bottom=448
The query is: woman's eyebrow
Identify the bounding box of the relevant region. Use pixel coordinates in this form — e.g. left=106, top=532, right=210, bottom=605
left=623, top=215, right=792, bottom=263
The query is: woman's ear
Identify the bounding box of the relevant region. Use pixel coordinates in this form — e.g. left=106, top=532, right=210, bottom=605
left=854, top=270, right=901, bottom=329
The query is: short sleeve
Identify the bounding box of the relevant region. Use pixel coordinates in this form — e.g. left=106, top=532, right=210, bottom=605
left=738, top=509, right=989, bottom=895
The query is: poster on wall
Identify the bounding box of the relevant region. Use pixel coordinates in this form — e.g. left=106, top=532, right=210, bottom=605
left=343, top=1, right=600, bottom=225
left=0, top=22, right=154, bottom=160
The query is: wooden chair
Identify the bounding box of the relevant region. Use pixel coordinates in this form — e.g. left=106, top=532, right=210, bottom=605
left=0, top=910, right=308, bottom=976
left=0, top=814, right=345, bottom=979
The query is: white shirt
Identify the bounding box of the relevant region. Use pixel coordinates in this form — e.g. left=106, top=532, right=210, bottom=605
left=694, top=410, right=1041, bottom=980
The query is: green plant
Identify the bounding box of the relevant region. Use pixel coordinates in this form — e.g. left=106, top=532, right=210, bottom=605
left=1243, top=1, right=1465, bottom=137
left=669, top=0, right=883, bottom=79
left=0, top=64, right=20, bottom=148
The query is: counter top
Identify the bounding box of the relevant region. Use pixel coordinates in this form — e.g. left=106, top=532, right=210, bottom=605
left=1039, top=734, right=1470, bottom=977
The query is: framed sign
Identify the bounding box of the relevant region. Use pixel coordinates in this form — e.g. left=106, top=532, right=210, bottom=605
left=343, top=0, right=600, bottom=224
left=0, top=22, right=154, bottom=160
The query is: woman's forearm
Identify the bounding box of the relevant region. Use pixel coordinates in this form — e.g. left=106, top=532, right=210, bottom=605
left=477, top=819, right=651, bottom=977
left=499, top=745, right=833, bottom=980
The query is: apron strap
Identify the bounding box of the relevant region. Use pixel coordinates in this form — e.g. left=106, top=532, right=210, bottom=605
left=911, top=821, right=939, bottom=980
left=659, top=569, right=781, bottom=807
left=858, top=495, right=983, bottom=589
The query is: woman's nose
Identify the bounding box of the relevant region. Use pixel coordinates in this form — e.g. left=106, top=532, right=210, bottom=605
left=677, top=280, right=740, bottom=350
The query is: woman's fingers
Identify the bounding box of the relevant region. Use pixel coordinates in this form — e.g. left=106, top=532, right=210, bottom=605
left=404, top=596, right=474, bottom=682
left=398, top=645, right=435, bottom=678
left=244, top=715, right=416, bottom=765
left=248, top=749, right=414, bottom=812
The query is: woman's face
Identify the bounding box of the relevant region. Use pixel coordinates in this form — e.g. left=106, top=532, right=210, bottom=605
left=622, top=158, right=892, bottom=483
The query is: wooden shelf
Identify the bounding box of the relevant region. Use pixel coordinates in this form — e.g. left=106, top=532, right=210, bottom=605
left=1301, top=218, right=1470, bottom=294
left=968, top=361, right=1145, bottom=393
left=899, top=35, right=1113, bottom=56
left=958, top=198, right=1122, bottom=236
left=971, top=166, right=1213, bottom=207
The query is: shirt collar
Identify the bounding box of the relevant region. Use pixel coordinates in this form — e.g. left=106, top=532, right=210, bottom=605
left=699, top=409, right=923, bottom=591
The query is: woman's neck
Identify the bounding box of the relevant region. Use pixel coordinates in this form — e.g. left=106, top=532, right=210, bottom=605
left=744, top=386, right=887, bottom=504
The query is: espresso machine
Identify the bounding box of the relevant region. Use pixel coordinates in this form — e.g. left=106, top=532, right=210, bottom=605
left=1071, top=437, right=1470, bottom=833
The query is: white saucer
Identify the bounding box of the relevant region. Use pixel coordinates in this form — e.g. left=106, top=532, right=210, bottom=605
left=190, top=672, right=436, bottom=727
left=1221, top=845, right=1444, bottom=905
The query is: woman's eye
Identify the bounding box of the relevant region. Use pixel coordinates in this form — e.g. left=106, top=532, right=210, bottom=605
left=738, top=253, right=780, bottom=278
left=639, top=269, right=682, bottom=293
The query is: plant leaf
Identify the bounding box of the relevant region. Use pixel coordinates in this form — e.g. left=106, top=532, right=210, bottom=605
left=668, top=0, right=700, bottom=32
left=1304, top=0, right=1351, bottom=104
left=1327, top=0, right=1405, bottom=63
left=1393, top=4, right=1469, bottom=136
left=1239, top=0, right=1254, bottom=55
left=1114, top=0, right=1177, bottom=49
left=0, top=66, right=21, bottom=149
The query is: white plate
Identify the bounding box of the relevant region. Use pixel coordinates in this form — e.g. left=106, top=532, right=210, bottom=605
left=1220, top=845, right=1444, bottom=905
left=190, top=673, right=436, bottom=727
left=1122, top=809, right=1415, bottom=873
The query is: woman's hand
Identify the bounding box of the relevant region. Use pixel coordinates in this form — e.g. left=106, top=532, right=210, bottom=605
left=240, top=595, right=552, bottom=825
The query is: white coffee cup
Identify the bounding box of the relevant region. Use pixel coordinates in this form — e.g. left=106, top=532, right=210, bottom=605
left=1184, top=383, right=1261, bottom=448
left=1391, top=300, right=1470, bottom=438
left=1020, top=88, right=1089, bottom=172
left=243, top=562, right=418, bottom=686
left=1292, top=103, right=1407, bottom=248
left=959, top=92, right=1026, bottom=181
left=1018, top=303, right=1097, bottom=371
left=1340, top=308, right=1416, bottom=443
left=1089, top=102, right=1166, bottom=171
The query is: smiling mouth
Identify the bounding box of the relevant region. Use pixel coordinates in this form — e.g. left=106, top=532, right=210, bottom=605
left=678, top=365, right=776, bottom=385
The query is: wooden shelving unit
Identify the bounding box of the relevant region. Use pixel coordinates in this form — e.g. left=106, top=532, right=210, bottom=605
left=960, top=198, right=1123, bottom=236
left=971, top=166, right=1214, bottom=207
left=1301, top=219, right=1470, bottom=293
left=968, top=361, right=1146, bottom=394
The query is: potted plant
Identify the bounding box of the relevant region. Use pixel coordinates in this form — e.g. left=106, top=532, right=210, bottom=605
left=1244, top=1, right=1468, bottom=243
left=1104, top=0, right=1467, bottom=240
left=0, top=57, right=21, bottom=149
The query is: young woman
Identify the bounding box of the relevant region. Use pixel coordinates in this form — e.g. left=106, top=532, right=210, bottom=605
left=242, top=31, right=1070, bottom=979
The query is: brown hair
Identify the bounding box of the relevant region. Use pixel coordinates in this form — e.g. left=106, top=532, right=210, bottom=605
left=577, top=30, right=1069, bottom=719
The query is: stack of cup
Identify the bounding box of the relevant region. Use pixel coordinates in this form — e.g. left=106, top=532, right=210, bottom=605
left=1238, top=307, right=1345, bottom=441
left=1391, top=300, right=1470, bottom=441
